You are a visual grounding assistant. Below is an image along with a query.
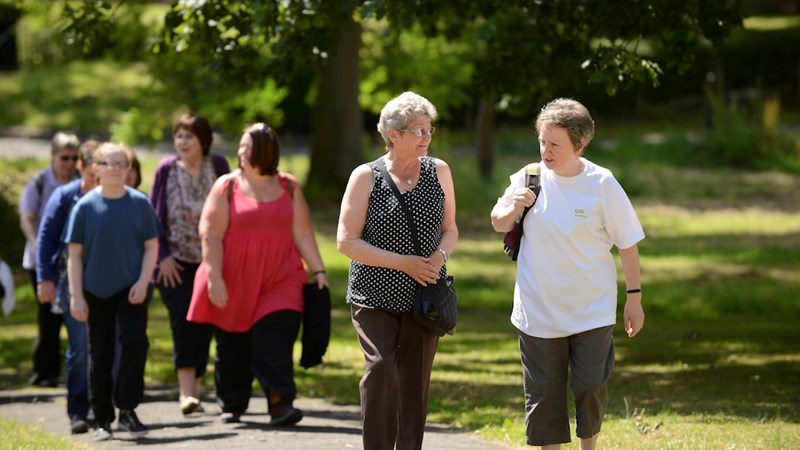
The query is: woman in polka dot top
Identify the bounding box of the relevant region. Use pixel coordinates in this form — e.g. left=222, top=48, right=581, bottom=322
left=337, top=91, right=458, bottom=450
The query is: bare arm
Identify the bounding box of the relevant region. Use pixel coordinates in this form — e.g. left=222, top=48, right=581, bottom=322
left=288, top=176, right=329, bottom=289
left=199, top=175, right=232, bottom=308
left=129, top=237, right=158, bottom=304
left=336, top=164, right=438, bottom=286
left=20, top=212, right=38, bottom=247
left=67, top=243, right=88, bottom=322
left=490, top=187, right=537, bottom=233
left=619, top=244, right=644, bottom=338
left=431, top=159, right=458, bottom=274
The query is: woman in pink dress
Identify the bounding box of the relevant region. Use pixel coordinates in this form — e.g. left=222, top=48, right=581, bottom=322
left=188, top=123, right=328, bottom=426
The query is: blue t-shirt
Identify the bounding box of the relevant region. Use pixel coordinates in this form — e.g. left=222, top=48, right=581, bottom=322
left=64, top=187, right=161, bottom=298
left=37, top=179, right=85, bottom=283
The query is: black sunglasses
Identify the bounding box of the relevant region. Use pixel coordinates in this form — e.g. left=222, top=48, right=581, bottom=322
left=60, top=155, right=79, bottom=162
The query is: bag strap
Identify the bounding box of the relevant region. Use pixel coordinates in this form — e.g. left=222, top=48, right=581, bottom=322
left=516, top=162, right=542, bottom=230
left=374, top=158, right=422, bottom=256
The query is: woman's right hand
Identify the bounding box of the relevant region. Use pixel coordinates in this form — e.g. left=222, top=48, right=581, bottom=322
left=404, top=255, right=439, bottom=286
left=156, top=256, right=184, bottom=288
left=207, top=275, right=228, bottom=309
left=512, top=186, right=537, bottom=211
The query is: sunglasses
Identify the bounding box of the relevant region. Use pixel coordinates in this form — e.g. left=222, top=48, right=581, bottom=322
left=60, top=155, right=79, bottom=162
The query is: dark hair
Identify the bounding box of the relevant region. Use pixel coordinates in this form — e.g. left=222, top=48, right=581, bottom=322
left=79, top=139, right=101, bottom=166
left=244, top=123, right=280, bottom=176
left=172, top=112, right=213, bottom=156
left=129, top=153, right=142, bottom=188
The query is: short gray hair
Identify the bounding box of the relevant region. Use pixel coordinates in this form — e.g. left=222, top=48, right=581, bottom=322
left=535, top=98, right=595, bottom=149
left=377, top=91, right=438, bottom=148
left=51, top=131, right=80, bottom=155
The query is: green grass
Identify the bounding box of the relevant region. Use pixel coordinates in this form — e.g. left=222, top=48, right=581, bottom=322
left=1, top=148, right=799, bottom=448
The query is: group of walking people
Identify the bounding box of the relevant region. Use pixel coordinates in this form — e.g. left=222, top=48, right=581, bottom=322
left=17, top=91, right=644, bottom=450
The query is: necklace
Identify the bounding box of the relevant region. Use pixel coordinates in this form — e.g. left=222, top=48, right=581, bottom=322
left=405, top=178, right=413, bottom=185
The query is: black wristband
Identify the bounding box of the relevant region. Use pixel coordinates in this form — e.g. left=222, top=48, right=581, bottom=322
left=313, top=270, right=326, bottom=276
left=626, top=288, right=641, bottom=294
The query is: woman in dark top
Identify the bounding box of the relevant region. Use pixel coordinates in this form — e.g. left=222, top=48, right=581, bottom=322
left=336, top=91, right=458, bottom=449
left=149, top=112, right=230, bottom=415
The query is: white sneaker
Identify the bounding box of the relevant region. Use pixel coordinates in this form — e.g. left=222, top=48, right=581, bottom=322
left=180, top=396, right=200, bottom=415
left=93, top=423, right=113, bottom=441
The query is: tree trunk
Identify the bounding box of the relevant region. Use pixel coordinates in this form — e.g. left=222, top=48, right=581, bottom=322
left=306, top=18, right=363, bottom=202
left=475, top=90, right=497, bottom=180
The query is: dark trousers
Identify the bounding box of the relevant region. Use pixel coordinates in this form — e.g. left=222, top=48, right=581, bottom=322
left=85, top=287, right=149, bottom=424
left=351, top=304, right=439, bottom=450
left=214, top=310, right=301, bottom=414
left=29, top=270, right=63, bottom=383
left=518, top=325, right=615, bottom=446
left=157, top=261, right=212, bottom=377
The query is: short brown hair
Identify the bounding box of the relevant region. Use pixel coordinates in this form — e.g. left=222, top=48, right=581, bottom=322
left=172, top=112, right=213, bottom=156
left=535, top=98, right=595, bottom=150
left=244, top=123, right=280, bottom=176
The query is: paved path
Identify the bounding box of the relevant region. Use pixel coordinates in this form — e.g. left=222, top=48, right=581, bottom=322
left=0, top=386, right=514, bottom=449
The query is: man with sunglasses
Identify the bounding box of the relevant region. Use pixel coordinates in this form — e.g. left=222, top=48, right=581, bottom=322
left=19, top=131, right=81, bottom=388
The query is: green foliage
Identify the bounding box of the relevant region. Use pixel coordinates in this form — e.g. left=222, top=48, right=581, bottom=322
left=359, top=19, right=476, bottom=120
left=695, top=89, right=800, bottom=171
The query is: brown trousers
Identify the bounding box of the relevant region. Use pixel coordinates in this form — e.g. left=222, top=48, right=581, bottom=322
left=351, top=304, right=439, bottom=450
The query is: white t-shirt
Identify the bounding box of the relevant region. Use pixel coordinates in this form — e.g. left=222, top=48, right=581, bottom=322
left=495, top=158, right=645, bottom=338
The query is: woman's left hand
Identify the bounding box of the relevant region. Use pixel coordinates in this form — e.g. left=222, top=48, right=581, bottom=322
left=313, top=271, right=329, bottom=289
left=623, top=295, right=645, bottom=337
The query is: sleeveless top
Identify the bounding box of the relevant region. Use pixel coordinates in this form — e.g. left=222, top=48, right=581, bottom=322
left=188, top=174, right=307, bottom=332
left=346, top=156, right=446, bottom=313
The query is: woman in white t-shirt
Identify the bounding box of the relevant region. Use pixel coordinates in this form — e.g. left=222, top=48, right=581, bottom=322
left=491, top=98, right=645, bottom=450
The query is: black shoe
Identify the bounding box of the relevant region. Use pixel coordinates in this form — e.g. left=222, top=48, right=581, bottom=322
left=93, top=422, right=113, bottom=442
left=29, top=374, right=58, bottom=388
left=269, top=402, right=303, bottom=426
left=118, top=409, right=148, bottom=437
left=70, top=416, right=89, bottom=434
left=219, top=412, right=242, bottom=423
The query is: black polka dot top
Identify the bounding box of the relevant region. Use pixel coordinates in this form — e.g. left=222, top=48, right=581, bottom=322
left=346, top=156, right=446, bottom=313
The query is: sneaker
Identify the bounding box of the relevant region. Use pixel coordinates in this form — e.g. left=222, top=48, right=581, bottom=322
left=180, top=396, right=200, bottom=415
left=118, top=409, right=148, bottom=437
left=269, top=402, right=303, bottom=426
left=195, top=402, right=205, bottom=413
left=93, top=423, right=113, bottom=442
left=70, top=416, right=89, bottom=434
left=219, top=412, right=241, bottom=423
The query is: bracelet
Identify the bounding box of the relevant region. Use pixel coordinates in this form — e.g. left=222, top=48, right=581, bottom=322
left=437, top=248, right=448, bottom=263
left=313, top=270, right=326, bottom=276
left=626, top=288, right=641, bottom=294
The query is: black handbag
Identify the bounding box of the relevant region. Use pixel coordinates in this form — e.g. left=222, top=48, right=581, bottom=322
left=375, top=158, right=457, bottom=336
left=502, top=163, right=541, bottom=261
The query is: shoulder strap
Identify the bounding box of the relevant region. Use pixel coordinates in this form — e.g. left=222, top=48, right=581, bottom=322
left=225, top=175, right=235, bottom=201
left=35, top=170, right=47, bottom=196
left=280, top=173, right=294, bottom=199
left=374, top=158, right=422, bottom=256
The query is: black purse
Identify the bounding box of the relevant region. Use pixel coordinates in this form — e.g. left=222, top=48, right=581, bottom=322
left=502, top=163, right=541, bottom=261
left=375, top=159, right=457, bottom=336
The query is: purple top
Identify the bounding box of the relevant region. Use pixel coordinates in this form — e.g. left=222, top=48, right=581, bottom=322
left=149, top=153, right=230, bottom=265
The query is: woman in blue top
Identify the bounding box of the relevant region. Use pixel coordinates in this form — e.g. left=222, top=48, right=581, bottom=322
left=66, top=142, right=161, bottom=442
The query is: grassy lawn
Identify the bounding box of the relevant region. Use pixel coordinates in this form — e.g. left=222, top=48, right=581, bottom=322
left=1, top=140, right=799, bottom=449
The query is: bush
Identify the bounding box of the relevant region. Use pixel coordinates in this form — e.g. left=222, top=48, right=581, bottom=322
left=694, top=89, right=799, bottom=171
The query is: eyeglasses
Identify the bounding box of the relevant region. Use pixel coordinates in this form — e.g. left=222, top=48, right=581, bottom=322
left=398, top=127, right=435, bottom=137
left=59, top=155, right=79, bottom=162
left=97, top=160, right=131, bottom=169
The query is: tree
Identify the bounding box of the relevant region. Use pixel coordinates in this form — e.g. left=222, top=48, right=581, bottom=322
left=62, top=0, right=745, bottom=195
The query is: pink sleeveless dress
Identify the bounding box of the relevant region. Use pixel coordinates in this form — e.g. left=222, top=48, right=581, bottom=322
left=188, top=175, right=307, bottom=332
